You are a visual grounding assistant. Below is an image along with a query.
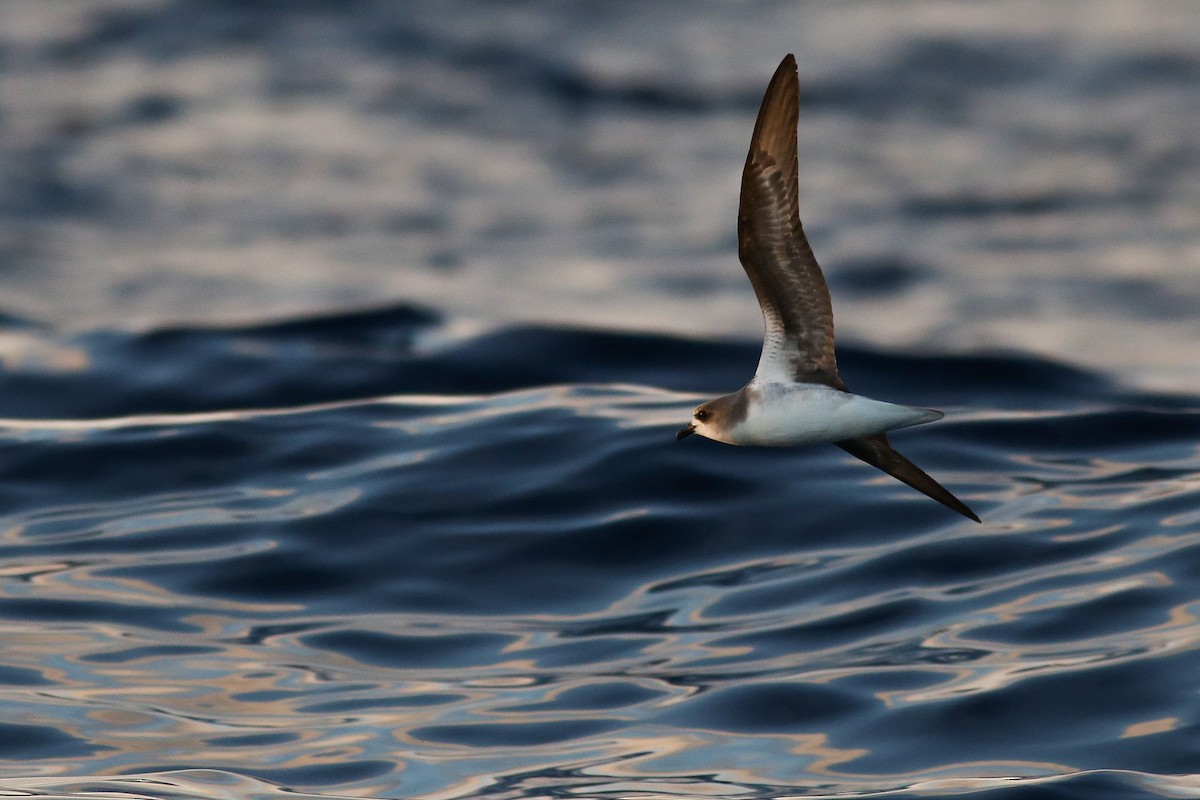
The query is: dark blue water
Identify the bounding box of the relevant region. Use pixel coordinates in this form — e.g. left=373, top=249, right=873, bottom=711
left=1, top=2, right=1200, bottom=799
left=0, top=305, right=1196, bottom=799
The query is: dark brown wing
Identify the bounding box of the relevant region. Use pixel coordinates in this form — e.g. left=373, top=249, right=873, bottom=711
left=836, top=434, right=980, bottom=522
left=738, top=54, right=842, bottom=389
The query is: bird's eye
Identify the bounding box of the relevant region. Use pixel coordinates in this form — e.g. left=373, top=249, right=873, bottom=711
left=695, top=410, right=708, bottom=421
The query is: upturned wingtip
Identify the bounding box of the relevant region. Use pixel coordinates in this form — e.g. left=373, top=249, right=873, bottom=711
left=770, top=54, right=797, bottom=83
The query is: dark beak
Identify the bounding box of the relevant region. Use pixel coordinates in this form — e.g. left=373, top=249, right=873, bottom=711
left=676, top=423, right=695, bottom=441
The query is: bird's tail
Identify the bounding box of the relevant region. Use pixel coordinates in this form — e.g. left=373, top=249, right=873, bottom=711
left=888, top=404, right=944, bottom=431
left=836, top=433, right=980, bottom=522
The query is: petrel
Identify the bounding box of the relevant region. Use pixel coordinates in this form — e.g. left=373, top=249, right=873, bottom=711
left=676, top=55, right=979, bottom=523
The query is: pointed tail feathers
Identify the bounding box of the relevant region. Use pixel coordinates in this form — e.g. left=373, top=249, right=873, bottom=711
left=836, top=434, right=980, bottom=522
left=896, top=406, right=944, bottom=429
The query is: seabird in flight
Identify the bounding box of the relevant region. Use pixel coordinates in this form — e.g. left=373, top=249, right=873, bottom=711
left=676, top=54, right=979, bottom=523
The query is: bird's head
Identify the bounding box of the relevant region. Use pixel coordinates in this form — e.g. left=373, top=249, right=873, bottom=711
left=677, top=396, right=738, bottom=443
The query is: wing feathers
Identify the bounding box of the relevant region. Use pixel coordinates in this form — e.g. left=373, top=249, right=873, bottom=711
left=738, top=54, right=840, bottom=387
left=836, top=434, right=980, bottom=522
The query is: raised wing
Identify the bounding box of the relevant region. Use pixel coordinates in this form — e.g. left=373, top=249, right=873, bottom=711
left=738, top=54, right=842, bottom=389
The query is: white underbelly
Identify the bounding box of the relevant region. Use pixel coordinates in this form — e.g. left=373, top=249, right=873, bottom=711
left=729, top=384, right=942, bottom=446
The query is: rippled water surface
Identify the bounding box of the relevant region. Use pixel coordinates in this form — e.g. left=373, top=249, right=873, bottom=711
left=0, top=2, right=1198, bottom=800
left=0, top=308, right=1196, bottom=799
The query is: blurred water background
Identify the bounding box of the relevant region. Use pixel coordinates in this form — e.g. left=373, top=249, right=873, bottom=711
left=0, top=1, right=1198, bottom=799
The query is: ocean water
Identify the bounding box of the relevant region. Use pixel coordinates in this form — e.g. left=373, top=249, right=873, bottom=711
left=0, top=2, right=1199, bottom=799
